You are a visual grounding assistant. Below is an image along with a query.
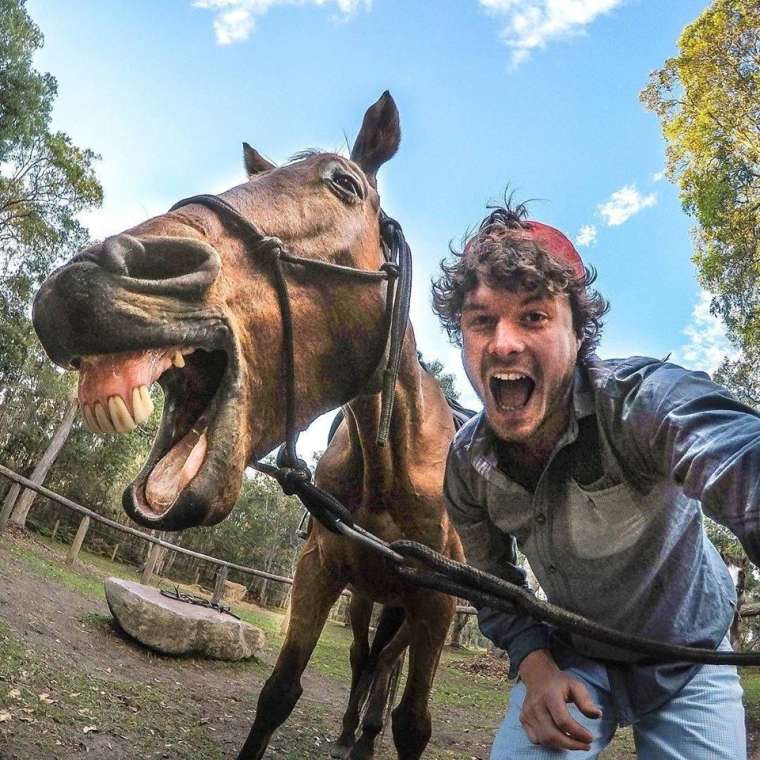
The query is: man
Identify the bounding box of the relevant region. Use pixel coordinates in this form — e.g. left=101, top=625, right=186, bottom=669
left=432, top=202, right=759, bottom=759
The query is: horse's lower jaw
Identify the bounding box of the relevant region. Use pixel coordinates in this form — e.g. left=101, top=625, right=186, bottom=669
left=123, top=414, right=243, bottom=531
left=123, top=345, right=246, bottom=531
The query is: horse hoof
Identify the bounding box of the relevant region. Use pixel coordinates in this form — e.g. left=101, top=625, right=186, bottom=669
left=347, top=743, right=375, bottom=760
left=330, top=744, right=353, bottom=759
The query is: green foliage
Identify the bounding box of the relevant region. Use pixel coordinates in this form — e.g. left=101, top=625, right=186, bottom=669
left=714, top=343, right=760, bottom=407
left=640, top=0, right=759, bottom=396
left=0, top=0, right=54, bottom=156
left=421, top=355, right=461, bottom=401
left=0, top=1, right=152, bottom=531
left=176, top=470, right=304, bottom=604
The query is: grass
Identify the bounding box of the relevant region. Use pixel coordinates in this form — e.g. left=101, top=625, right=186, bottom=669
left=0, top=619, right=225, bottom=759
left=4, top=532, right=760, bottom=759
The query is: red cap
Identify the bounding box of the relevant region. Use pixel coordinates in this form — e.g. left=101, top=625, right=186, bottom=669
left=467, top=220, right=585, bottom=279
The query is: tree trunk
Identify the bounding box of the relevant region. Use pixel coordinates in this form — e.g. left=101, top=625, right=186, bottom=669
left=110, top=543, right=120, bottom=562
left=51, top=519, right=61, bottom=541
left=66, top=516, right=90, bottom=565
left=0, top=483, right=22, bottom=529
left=9, top=397, right=79, bottom=529
left=447, top=610, right=468, bottom=648
left=162, top=550, right=177, bottom=578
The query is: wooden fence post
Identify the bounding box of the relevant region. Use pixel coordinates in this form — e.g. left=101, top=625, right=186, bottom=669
left=141, top=541, right=162, bottom=585
left=212, top=566, right=228, bottom=606
left=66, top=516, right=91, bottom=565
left=51, top=519, right=61, bottom=541
left=0, top=483, right=22, bottom=529
left=110, top=543, right=120, bottom=562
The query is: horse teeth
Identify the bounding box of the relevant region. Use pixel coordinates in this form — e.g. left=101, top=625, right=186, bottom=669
left=172, top=351, right=185, bottom=368
left=94, top=401, right=116, bottom=434
left=139, top=385, right=155, bottom=419
left=109, top=395, right=137, bottom=433
left=81, top=404, right=102, bottom=434
left=132, top=386, right=149, bottom=425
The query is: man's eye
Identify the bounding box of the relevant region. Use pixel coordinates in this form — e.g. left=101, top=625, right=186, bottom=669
left=524, top=312, right=548, bottom=324
left=466, top=315, right=493, bottom=330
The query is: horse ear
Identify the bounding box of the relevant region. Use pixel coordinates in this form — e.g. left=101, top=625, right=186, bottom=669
left=243, top=142, right=275, bottom=177
left=350, top=91, right=400, bottom=183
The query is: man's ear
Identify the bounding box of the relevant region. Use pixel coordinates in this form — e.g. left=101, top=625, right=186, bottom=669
left=243, top=142, right=275, bottom=177
left=350, top=91, right=400, bottom=185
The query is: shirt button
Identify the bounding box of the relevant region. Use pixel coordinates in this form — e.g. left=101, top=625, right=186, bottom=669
left=535, top=513, right=546, bottom=525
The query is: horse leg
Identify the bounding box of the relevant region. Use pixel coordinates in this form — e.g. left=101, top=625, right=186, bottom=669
left=237, top=544, right=343, bottom=760
left=332, top=593, right=374, bottom=758
left=349, top=621, right=410, bottom=760
left=391, top=592, right=454, bottom=760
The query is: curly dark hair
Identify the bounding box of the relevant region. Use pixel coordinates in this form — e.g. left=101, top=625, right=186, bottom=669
left=432, top=202, right=609, bottom=364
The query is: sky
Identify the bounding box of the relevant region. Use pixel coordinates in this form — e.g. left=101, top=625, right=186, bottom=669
left=27, top=0, right=734, bottom=458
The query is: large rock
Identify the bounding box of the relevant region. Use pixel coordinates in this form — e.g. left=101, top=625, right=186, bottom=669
left=104, top=577, right=265, bottom=660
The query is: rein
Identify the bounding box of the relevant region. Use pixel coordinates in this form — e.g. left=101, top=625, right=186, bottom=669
left=168, top=193, right=760, bottom=668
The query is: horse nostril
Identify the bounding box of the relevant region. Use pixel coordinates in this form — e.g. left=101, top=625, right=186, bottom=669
left=71, top=233, right=220, bottom=300
left=100, top=234, right=141, bottom=275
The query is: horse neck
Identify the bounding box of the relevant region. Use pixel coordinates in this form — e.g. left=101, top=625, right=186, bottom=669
left=343, top=327, right=448, bottom=501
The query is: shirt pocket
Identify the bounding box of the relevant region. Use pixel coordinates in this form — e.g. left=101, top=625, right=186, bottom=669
left=564, top=479, right=649, bottom=561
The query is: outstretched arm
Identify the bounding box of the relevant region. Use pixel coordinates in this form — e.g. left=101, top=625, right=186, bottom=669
left=615, top=360, right=760, bottom=562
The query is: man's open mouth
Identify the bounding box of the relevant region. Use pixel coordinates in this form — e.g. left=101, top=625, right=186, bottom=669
left=489, top=372, right=535, bottom=411
left=76, top=341, right=236, bottom=523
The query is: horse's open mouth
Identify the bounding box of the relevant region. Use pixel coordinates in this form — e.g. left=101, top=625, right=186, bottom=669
left=77, top=342, right=238, bottom=527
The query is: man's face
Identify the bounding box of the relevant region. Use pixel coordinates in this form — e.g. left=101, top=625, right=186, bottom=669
left=461, top=280, right=581, bottom=452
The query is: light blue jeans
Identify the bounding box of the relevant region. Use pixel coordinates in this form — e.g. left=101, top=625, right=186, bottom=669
left=491, top=648, right=746, bottom=759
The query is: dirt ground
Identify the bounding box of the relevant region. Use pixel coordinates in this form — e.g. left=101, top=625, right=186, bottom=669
left=1, top=531, right=758, bottom=759
left=0, top=532, right=499, bottom=759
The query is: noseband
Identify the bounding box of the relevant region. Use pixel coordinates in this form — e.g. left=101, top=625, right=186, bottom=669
left=168, top=193, right=412, bottom=472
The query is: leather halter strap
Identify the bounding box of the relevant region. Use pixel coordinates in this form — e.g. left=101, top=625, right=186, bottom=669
left=168, top=193, right=412, bottom=471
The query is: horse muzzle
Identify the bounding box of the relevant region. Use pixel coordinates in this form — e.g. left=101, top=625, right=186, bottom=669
left=32, top=234, right=221, bottom=368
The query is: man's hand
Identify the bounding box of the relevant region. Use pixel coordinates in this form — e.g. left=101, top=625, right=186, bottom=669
left=518, top=649, right=602, bottom=751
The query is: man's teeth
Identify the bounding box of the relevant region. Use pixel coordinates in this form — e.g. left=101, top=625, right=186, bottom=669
left=493, top=372, right=528, bottom=381
left=81, top=384, right=155, bottom=434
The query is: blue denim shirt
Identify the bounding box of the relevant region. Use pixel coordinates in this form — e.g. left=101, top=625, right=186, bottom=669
left=444, top=356, right=760, bottom=718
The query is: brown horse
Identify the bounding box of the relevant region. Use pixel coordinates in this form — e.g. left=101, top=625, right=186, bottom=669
left=33, top=92, right=463, bottom=759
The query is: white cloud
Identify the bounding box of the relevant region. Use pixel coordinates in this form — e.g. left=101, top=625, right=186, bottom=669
left=193, top=0, right=371, bottom=45
left=575, top=224, right=597, bottom=247
left=479, top=0, right=626, bottom=67
left=652, top=170, right=665, bottom=182
left=674, top=290, right=737, bottom=374
left=597, top=184, right=656, bottom=227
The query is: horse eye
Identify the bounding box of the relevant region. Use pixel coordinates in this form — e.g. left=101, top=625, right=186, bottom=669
left=330, top=172, right=363, bottom=201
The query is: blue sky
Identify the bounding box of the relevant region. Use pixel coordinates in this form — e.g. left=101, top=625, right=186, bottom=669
left=28, top=0, right=733, bottom=456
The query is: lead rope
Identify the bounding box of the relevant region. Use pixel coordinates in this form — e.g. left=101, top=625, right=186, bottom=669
left=168, top=194, right=760, bottom=667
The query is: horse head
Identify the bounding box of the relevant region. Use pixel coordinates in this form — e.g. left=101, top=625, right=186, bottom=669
left=32, top=92, right=402, bottom=531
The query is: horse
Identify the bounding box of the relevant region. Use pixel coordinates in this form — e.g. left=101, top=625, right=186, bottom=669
left=32, top=92, right=463, bottom=760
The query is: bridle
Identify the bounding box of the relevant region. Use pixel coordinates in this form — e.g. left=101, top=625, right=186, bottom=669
left=168, top=193, right=412, bottom=475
